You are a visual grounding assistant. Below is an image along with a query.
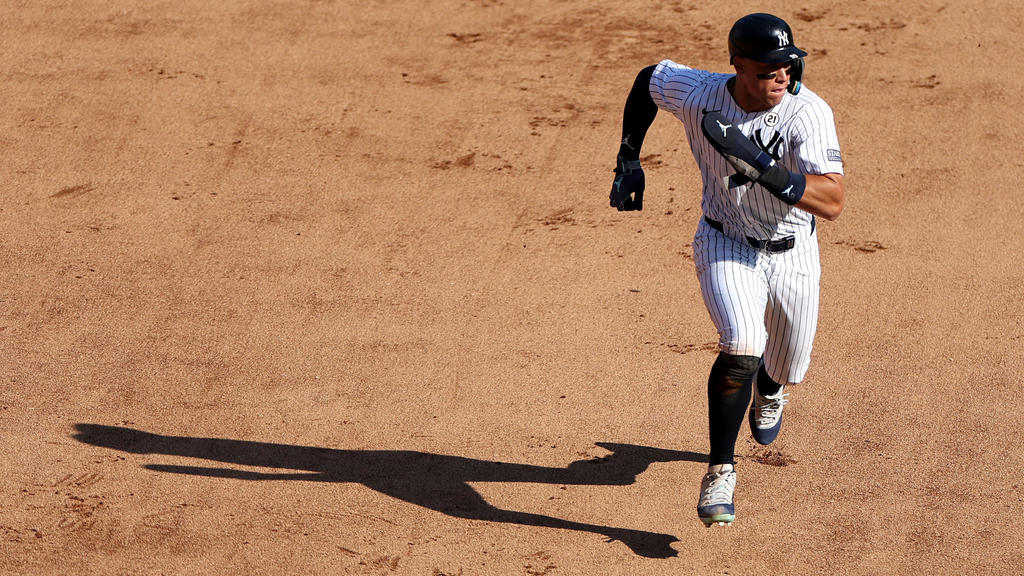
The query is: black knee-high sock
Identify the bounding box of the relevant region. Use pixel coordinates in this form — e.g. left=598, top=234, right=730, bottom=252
left=707, top=353, right=760, bottom=466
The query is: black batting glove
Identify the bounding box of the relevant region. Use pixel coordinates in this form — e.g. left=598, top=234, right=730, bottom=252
left=609, top=155, right=644, bottom=211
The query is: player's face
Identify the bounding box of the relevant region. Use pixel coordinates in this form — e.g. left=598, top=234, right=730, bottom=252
left=734, top=58, right=792, bottom=110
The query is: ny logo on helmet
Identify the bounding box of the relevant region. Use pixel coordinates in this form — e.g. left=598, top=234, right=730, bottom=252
left=776, top=31, right=789, bottom=47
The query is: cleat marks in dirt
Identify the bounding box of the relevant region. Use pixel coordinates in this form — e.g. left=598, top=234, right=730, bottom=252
left=834, top=240, right=887, bottom=253
left=647, top=341, right=719, bottom=355
left=141, top=507, right=185, bottom=533
left=54, top=472, right=103, bottom=489
left=431, top=150, right=513, bottom=172
left=447, top=32, right=484, bottom=45
left=57, top=501, right=103, bottom=533
left=752, top=449, right=797, bottom=467
left=51, top=183, right=95, bottom=199
left=539, top=208, right=575, bottom=228
left=523, top=551, right=557, bottom=576
left=361, top=555, right=401, bottom=572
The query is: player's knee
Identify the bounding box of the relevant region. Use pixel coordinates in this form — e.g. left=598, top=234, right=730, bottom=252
left=716, top=332, right=765, bottom=361
left=709, top=352, right=760, bottom=394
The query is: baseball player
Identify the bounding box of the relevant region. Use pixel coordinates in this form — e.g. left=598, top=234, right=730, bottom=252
left=608, top=13, right=845, bottom=526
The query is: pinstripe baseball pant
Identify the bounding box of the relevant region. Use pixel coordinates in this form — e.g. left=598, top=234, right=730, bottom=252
left=693, top=217, right=821, bottom=386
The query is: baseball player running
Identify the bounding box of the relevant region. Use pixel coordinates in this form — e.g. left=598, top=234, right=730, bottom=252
left=608, top=13, right=845, bottom=526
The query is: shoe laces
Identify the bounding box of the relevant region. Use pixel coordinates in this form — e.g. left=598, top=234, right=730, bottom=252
left=700, top=466, right=736, bottom=506
left=755, top=392, right=789, bottom=422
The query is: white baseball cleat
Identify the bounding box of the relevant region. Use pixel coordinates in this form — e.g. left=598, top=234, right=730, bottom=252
left=697, top=463, right=736, bottom=526
left=750, top=387, right=789, bottom=445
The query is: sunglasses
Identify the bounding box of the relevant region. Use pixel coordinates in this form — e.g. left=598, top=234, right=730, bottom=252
left=755, top=63, right=793, bottom=80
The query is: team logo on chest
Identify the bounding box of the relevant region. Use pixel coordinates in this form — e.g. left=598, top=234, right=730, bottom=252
left=752, top=129, right=784, bottom=160
left=724, top=128, right=786, bottom=189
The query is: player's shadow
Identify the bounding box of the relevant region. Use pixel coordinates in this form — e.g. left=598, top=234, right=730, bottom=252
left=72, top=424, right=705, bottom=558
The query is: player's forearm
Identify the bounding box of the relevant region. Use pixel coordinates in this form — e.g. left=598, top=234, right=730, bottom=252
left=617, top=65, right=658, bottom=160
left=795, top=173, right=844, bottom=221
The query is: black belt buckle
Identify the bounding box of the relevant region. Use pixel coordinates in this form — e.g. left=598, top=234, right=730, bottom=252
left=749, top=236, right=795, bottom=253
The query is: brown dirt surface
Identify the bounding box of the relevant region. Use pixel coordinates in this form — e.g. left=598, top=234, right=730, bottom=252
left=2, top=1, right=1022, bottom=574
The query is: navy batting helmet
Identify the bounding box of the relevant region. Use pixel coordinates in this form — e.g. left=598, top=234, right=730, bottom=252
left=728, top=13, right=807, bottom=65
left=728, top=13, right=807, bottom=94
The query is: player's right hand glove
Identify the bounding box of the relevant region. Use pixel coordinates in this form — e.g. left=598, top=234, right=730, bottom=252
left=609, top=155, right=644, bottom=211
left=700, top=110, right=805, bottom=205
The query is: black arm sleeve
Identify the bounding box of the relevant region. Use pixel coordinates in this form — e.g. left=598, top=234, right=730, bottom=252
left=617, top=65, right=659, bottom=161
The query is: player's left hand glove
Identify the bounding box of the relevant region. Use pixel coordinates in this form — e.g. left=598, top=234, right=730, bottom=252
left=609, top=155, right=644, bottom=211
left=700, top=110, right=805, bottom=205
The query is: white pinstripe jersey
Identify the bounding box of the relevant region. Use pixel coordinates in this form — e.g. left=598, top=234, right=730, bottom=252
left=649, top=59, right=844, bottom=241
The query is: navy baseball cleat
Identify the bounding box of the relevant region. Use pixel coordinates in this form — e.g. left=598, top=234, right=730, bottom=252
left=697, top=464, right=736, bottom=526
left=749, top=387, right=789, bottom=445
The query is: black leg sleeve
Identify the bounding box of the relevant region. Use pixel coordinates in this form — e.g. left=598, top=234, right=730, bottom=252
left=707, top=353, right=760, bottom=466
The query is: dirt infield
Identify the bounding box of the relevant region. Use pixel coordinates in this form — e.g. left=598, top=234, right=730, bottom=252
left=2, top=1, right=1022, bottom=574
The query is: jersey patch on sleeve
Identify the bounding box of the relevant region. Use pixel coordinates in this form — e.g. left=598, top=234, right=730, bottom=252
left=827, top=149, right=842, bottom=162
